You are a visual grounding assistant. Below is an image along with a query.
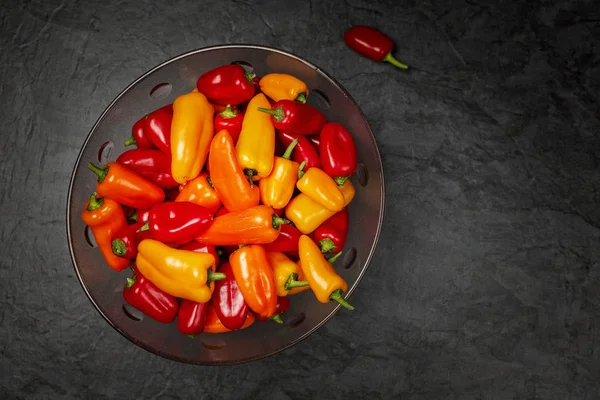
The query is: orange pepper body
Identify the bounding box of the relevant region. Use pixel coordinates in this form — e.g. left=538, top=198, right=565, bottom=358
left=236, top=94, right=275, bottom=180
left=171, top=91, right=214, bottom=184
left=259, top=73, right=308, bottom=102
left=195, top=205, right=285, bottom=246
left=175, top=173, right=221, bottom=214
left=259, top=156, right=299, bottom=209
left=297, top=167, right=345, bottom=212
left=267, top=252, right=310, bottom=296
left=209, top=130, right=260, bottom=212
left=135, top=239, right=219, bottom=303
left=286, top=180, right=355, bottom=234
left=204, top=304, right=255, bottom=333
left=229, top=245, right=277, bottom=319
left=81, top=194, right=130, bottom=272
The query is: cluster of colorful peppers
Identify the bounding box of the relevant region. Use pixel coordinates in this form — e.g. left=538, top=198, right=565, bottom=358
left=81, top=64, right=358, bottom=336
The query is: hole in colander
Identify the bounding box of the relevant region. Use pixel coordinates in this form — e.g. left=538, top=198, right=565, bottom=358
left=356, top=163, right=368, bottom=187
left=230, top=61, right=253, bottom=73
left=149, top=82, right=172, bottom=100
left=122, top=304, right=143, bottom=321
left=308, top=89, right=331, bottom=110
left=84, top=226, right=97, bottom=248
left=201, top=337, right=226, bottom=350
left=342, top=248, right=357, bottom=270
left=285, top=313, right=306, bottom=328
left=97, top=140, right=114, bottom=164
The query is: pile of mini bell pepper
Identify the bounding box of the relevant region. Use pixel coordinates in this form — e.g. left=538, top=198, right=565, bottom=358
left=81, top=64, right=358, bottom=336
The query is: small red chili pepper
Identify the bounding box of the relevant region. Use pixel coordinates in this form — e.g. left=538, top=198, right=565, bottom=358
left=177, top=300, right=209, bottom=336
left=123, top=270, right=179, bottom=324
left=144, top=107, right=173, bottom=155
left=256, top=296, right=290, bottom=324
left=214, top=105, right=244, bottom=144
left=311, top=207, right=349, bottom=254
left=319, top=123, right=358, bottom=184
left=116, top=149, right=179, bottom=189
left=196, top=64, right=255, bottom=106
left=344, top=25, right=408, bottom=70
left=257, top=100, right=327, bottom=136
left=111, top=222, right=152, bottom=259
left=125, top=116, right=155, bottom=148
left=179, top=242, right=220, bottom=265
left=277, top=131, right=320, bottom=169
left=212, top=262, right=249, bottom=330
left=263, top=224, right=302, bottom=253
left=139, top=201, right=213, bottom=245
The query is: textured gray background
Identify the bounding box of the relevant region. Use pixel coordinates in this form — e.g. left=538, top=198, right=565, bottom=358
left=1, top=0, right=600, bottom=398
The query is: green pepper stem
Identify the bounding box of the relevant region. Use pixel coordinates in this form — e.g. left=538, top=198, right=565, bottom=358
left=298, top=160, right=307, bottom=179
left=318, top=238, right=337, bottom=253
left=329, top=289, right=354, bottom=310
left=282, top=138, right=299, bottom=160
left=270, top=313, right=284, bottom=324
left=207, top=269, right=226, bottom=285
left=219, top=104, right=237, bottom=119
left=86, top=192, right=104, bottom=211
left=137, top=222, right=150, bottom=232
left=87, top=163, right=109, bottom=183
left=256, top=106, right=285, bottom=122
left=112, top=239, right=127, bottom=257
left=206, top=176, right=214, bottom=189
left=186, top=334, right=197, bottom=339
left=127, top=211, right=138, bottom=222
left=126, top=275, right=137, bottom=289
left=383, top=53, right=408, bottom=70
left=272, top=215, right=290, bottom=229
left=334, top=176, right=350, bottom=186
left=284, top=273, right=309, bottom=290
left=124, top=136, right=137, bottom=146
left=245, top=72, right=256, bottom=83
left=295, top=92, right=307, bottom=103
left=244, top=168, right=257, bottom=186
left=327, top=251, right=343, bottom=264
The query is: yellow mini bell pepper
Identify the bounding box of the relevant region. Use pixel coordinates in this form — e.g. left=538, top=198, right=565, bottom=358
left=170, top=91, right=215, bottom=184
left=267, top=252, right=310, bottom=296
left=259, top=139, right=299, bottom=209
left=135, top=239, right=225, bottom=303
left=259, top=73, right=308, bottom=103
left=296, top=163, right=345, bottom=212
left=286, top=179, right=355, bottom=234
left=236, top=93, right=275, bottom=180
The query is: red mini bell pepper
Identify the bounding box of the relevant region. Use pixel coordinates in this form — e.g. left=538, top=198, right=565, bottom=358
left=196, top=65, right=255, bottom=106
left=263, top=224, right=302, bottom=253
left=256, top=296, right=290, bottom=324
left=257, top=100, right=327, bottom=136
left=319, top=123, right=358, bottom=184
left=123, top=270, right=179, bottom=323
left=125, top=116, right=155, bottom=148
left=312, top=207, right=349, bottom=254
left=212, top=262, right=249, bottom=330
left=214, top=105, right=244, bottom=144
left=133, top=209, right=151, bottom=224
left=111, top=222, right=152, bottom=259
left=116, top=149, right=179, bottom=189
left=139, top=201, right=213, bottom=244
left=178, top=300, right=209, bottom=336
left=144, top=107, right=173, bottom=155
left=344, top=25, right=409, bottom=70
left=277, top=131, right=320, bottom=169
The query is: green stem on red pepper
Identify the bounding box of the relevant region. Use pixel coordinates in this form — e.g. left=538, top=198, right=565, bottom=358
left=124, top=136, right=137, bottom=146
left=270, top=313, right=284, bottom=324
left=327, top=251, right=343, bottom=264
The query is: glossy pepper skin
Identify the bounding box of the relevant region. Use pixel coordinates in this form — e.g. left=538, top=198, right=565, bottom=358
left=259, top=73, right=308, bottom=103
left=214, top=105, right=244, bottom=144
left=257, top=296, right=290, bottom=324
left=213, top=262, right=249, bottom=330
left=175, top=173, right=221, bottom=215
left=135, top=239, right=225, bottom=303
left=277, top=131, right=320, bottom=169
left=140, top=201, right=213, bottom=245
left=179, top=241, right=219, bottom=262
left=236, top=93, right=276, bottom=180
left=88, top=162, right=165, bottom=209
left=111, top=221, right=151, bottom=259
left=81, top=193, right=130, bottom=272
left=298, top=235, right=354, bottom=310
left=125, top=116, right=155, bottom=148
left=320, top=123, right=358, bottom=184
left=204, top=303, right=255, bottom=333
left=286, top=179, right=355, bottom=234
left=229, top=245, right=277, bottom=319
left=312, top=207, right=349, bottom=254
left=344, top=25, right=408, bottom=70
left=263, top=224, right=302, bottom=254
left=196, top=205, right=288, bottom=246
left=177, top=300, right=209, bottom=336
left=209, top=130, right=260, bottom=212
left=123, top=270, right=179, bottom=323
left=267, top=252, right=310, bottom=296
left=259, top=139, right=299, bottom=209
left=116, top=149, right=179, bottom=189
left=257, top=100, right=326, bottom=136
left=170, top=91, right=214, bottom=184
left=145, top=106, right=173, bottom=155
left=297, top=165, right=345, bottom=212
left=307, top=134, right=320, bottom=149
left=196, top=64, right=255, bottom=106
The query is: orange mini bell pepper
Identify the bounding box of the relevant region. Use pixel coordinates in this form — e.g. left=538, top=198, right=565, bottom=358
left=259, top=73, right=308, bottom=103
left=298, top=235, right=353, bottom=310
left=267, top=252, right=310, bottom=296
left=286, top=179, right=355, bottom=234
left=170, top=91, right=214, bottom=184
left=175, top=173, right=221, bottom=215
left=81, top=192, right=130, bottom=272
left=296, top=162, right=345, bottom=212
left=259, top=138, right=299, bottom=209
left=209, top=129, right=260, bottom=212
left=135, top=239, right=225, bottom=303
left=229, top=245, right=277, bottom=319
left=236, top=93, right=275, bottom=181
left=204, top=303, right=255, bottom=333
left=195, top=205, right=288, bottom=246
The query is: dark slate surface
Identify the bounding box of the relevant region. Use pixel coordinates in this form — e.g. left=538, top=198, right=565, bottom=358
left=1, top=0, right=599, bottom=398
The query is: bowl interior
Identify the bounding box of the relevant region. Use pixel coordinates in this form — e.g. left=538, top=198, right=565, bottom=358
left=67, top=45, right=384, bottom=365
